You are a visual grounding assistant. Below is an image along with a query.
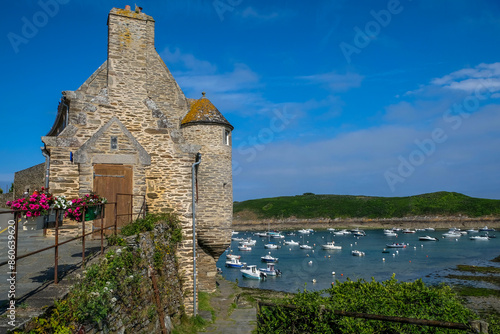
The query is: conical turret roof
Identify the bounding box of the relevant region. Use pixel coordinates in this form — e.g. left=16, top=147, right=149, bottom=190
left=181, top=92, right=233, bottom=130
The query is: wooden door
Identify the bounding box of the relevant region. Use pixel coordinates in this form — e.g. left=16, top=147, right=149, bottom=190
left=93, top=164, right=133, bottom=236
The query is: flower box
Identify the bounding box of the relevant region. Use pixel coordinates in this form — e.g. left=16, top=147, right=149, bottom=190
left=84, top=206, right=104, bottom=221
left=22, top=210, right=64, bottom=230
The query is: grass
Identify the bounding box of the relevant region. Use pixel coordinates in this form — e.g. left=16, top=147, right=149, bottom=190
left=198, top=291, right=215, bottom=322
left=456, top=265, right=500, bottom=274
left=454, top=286, right=500, bottom=298
left=234, top=191, right=500, bottom=219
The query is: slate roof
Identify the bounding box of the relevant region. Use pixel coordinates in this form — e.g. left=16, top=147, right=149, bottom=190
left=181, top=93, right=233, bottom=130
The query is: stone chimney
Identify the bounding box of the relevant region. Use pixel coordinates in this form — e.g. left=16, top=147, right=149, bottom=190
left=107, top=6, right=155, bottom=97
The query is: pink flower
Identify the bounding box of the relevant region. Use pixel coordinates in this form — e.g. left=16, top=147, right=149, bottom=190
left=26, top=211, right=32, bottom=217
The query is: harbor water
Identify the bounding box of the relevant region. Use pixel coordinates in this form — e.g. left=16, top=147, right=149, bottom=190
left=216, top=229, right=500, bottom=292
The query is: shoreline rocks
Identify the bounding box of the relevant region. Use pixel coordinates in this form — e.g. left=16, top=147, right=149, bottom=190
left=232, top=216, right=500, bottom=231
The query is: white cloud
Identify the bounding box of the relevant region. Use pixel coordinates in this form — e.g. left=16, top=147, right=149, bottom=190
left=431, top=62, right=500, bottom=93
left=160, top=47, right=217, bottom=74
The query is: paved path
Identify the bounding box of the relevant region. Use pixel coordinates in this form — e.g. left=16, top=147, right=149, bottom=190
left=199, top=278, right=257, bottom=334
left=0, top=211, right=103, bottom=333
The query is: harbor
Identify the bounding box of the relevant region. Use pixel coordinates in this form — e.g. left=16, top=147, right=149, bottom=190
left=218, top=228, right=500, bottom=293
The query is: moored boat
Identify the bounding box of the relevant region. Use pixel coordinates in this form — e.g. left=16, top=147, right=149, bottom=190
left=238, top=244, right=252, bottom=251
left=226, top=253, right=241, bottom=260
left=259, top=263, right=282, bottom=276
left=239, top=239, right=256, bottom=246
left=470, top=235, right=490, bottom=241
left=322, top=241, right=342, bottom=250
left=225, top=258, right=246, bottom=268
left=261, top=253, right=278, bottom=262
left=419, top=235, right=438, bottom=241
left=300, top=244, right=313, bottom=250
left=241, top=265, right=266, bottom=280
left=403, top=229, right=416, bottom=234
left=479, top=226, right=495, bottom=232
left=386, top=243, right=407, bottom=248
left=352, top=250, right=365, bottom=256
left=442, top=232, right=461, bottom=238
left=264, top=243, right=278, bottom=249
left=284, top=240, right=300, bottom=245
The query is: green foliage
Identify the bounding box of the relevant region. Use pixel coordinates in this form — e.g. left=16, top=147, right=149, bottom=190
left=258, top=276, right=478, bottom=333
left=234, top=191, right=500, bottom=219
left=121, top=213, right=181, bottom=238
left=106, top=234, right=126, bottom=246
left=172, top=314, right=207, bottom=334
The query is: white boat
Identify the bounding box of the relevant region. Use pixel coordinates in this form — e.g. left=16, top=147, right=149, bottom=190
left=300, top=244, right=313, bottom=250
left=327, top=228, right=335, bottom=231
left=226, top=253, right=241, bottom=259
left=241, top=265, right=266, bottom=280
left=264, top=243, right=278, bottom=249
left=384, top=230, right=398, bottom=237
left=261, top=253, right=278, bottom=262
left=442, top=232, right=461, bottom=238
left=259, top=263, right=282, bottom=276
left=424, top=227, right=435, bottom=231
left=403, top=229, right=416, bottom=234
left=418, top=235, right=438, bottom=241
left=254, top=232, right=268, bottom=237
left=297, top=229, right=310, bottom=234
left=225, top=258, right=246, bottom=268
left=284, top=240, right=300, bottom=245
left=334, top=229, right=350, bottom=236
left=231, top=231, right=239, bottom=235
left=238, top=244, right=252, bottom=251
left=239, top=239, right=256, bottom=246
left=231, top=237, right=244, bottom=241
left=479, top=226, right=495, bottom=231
left=322, top=241, right=342, bottom=250
left=352, top=250, right=365, bottom=256
left=386, top=243, right=407, bottom=248
left=470, top=235, right=490, bottom=241
left=466, top=229, right=478, bottom=233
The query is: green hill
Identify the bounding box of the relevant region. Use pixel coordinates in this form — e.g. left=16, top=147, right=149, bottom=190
left=233, top=192, right=500, bottom=219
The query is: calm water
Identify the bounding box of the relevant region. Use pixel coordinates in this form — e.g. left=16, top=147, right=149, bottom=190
left=216, top=229, right=500, bottom=292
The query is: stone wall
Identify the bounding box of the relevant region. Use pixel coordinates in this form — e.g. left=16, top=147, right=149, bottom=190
left=39, top=7, right=233, bottom=314
left=13, top=163, right=45, bottom=199
left=21, top=222, right=185, bottom=333
left=183, top=124, right=233, bottom=292
left=0, top=193, right=13, bottom=208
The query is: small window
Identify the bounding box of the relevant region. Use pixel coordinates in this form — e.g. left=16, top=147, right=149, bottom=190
left=223, top=129, right=231, bottom=146
left=110, top=136, right=118, bottom=150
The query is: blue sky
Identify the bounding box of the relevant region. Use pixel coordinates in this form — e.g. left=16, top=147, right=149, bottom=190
left=1, top=0, right=500, bottom=201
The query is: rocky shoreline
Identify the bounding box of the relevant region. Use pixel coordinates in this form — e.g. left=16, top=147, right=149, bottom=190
left=232, top=216, right=500, bottom=231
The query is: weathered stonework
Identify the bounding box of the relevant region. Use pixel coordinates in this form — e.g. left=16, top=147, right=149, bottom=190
left=13, top=163, right=46, bottom=199
left=36, top=7, right=233, bottom=315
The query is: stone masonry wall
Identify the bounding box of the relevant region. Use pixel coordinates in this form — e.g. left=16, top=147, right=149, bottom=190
left=40, top=7, right=234, bottom=313
left=13, top=163, right=45, bottom=199
left=0, top=193, right=13, bottom=208
left=183, top=124, right=233, bottom=292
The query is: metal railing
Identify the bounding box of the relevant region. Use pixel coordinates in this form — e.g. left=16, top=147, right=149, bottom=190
left=0, top=203, right=114, bottom=285
left=257, top=301, right=488, bottom=333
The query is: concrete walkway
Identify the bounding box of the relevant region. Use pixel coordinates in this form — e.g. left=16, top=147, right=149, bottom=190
left=198, top=278, right=257, bottom=334
left=0, top=210, right=103, bottom=333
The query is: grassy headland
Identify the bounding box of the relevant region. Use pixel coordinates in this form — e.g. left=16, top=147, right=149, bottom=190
left=234, top=191, right=500, bottom=220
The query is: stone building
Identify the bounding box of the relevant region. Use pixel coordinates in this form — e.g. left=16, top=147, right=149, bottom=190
left=38, top=6, right=233, bottom=313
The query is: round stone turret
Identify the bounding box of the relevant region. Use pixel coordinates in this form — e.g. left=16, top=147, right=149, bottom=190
left=181, top=93, right=233, bottom=260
